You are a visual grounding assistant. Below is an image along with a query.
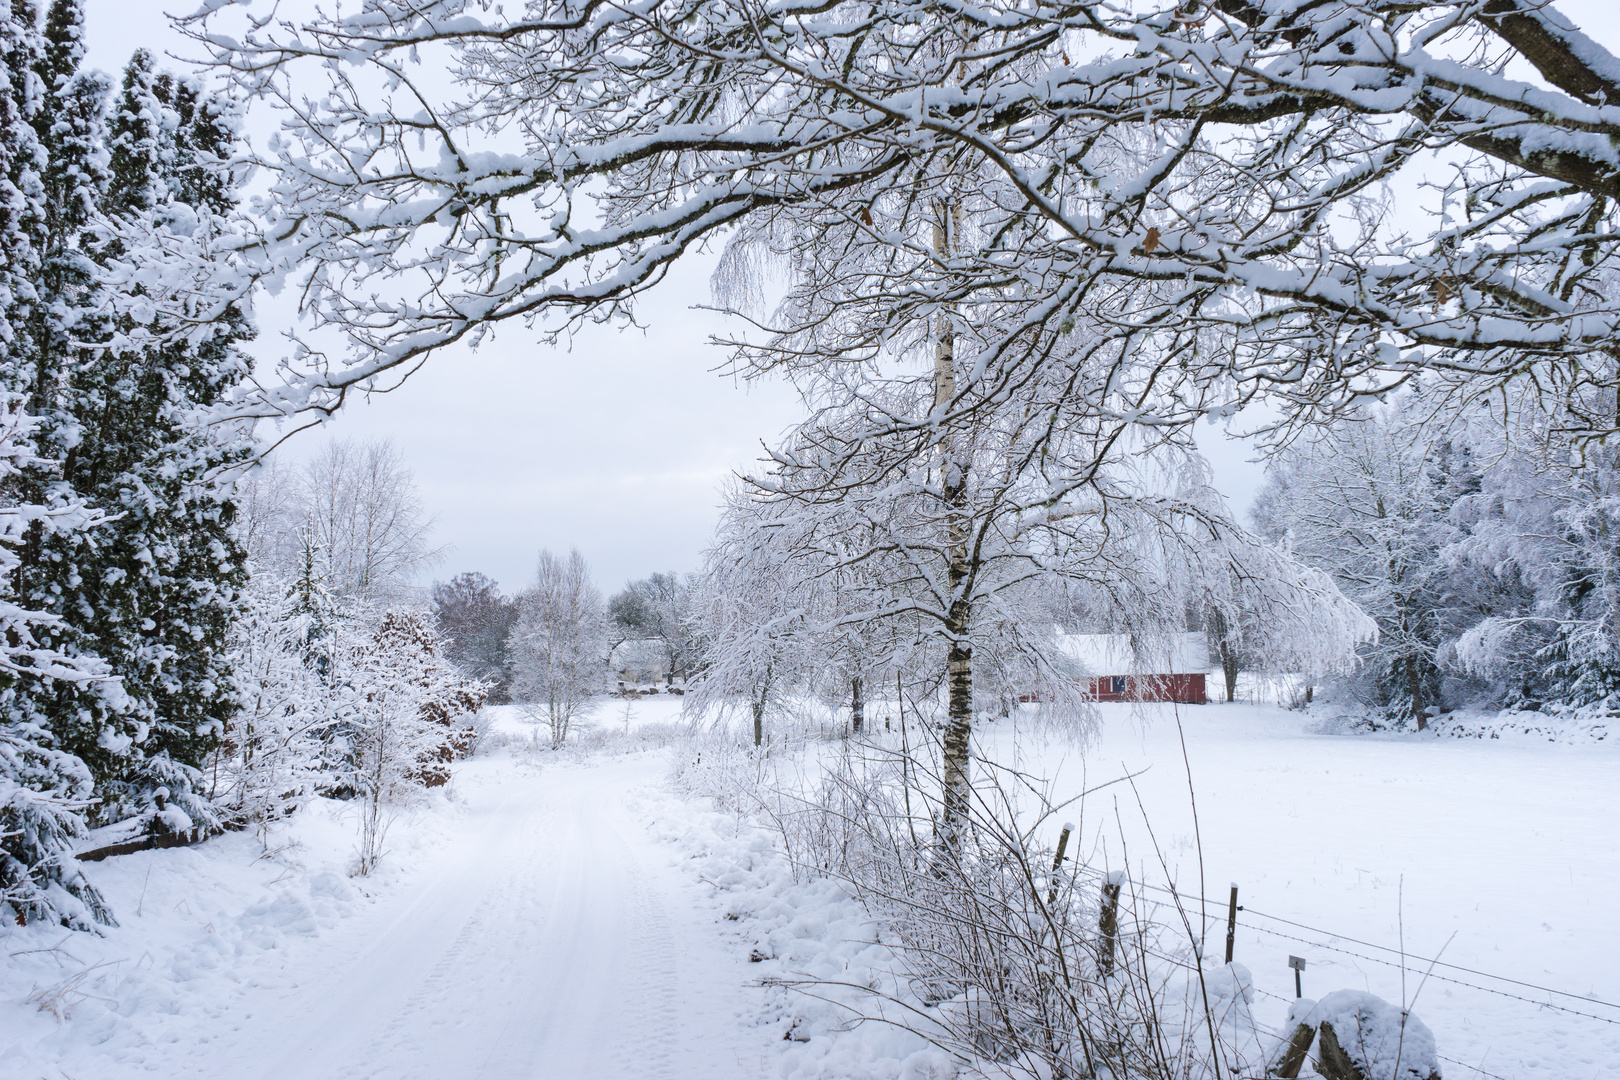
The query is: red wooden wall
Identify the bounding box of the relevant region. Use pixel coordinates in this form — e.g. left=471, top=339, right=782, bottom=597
left=1085, top=673, right=1206, bottom=704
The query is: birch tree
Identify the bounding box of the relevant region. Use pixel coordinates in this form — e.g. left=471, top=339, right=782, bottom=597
left=510, top=549, right=608, bottom=749
left=300, top=439, right=442, bottom=602
left=703, top=356, right=1371, bottom=844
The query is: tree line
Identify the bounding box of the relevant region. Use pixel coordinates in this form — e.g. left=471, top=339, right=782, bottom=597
left=1254, top=394, right=1620, bottom=725
left=430, top=560, right=701, bottom=737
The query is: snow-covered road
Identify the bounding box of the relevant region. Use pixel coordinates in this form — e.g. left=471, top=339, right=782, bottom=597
left=227, top=756, right=762, bottom=1080
left=4, top=753, right=770, bottom=1080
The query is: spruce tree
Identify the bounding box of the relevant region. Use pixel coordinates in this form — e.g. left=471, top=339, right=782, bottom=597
left=5, top=1, right=149, bottom=841
left=1, top=0, right=46, bottom=396
left=47, top=47, right=254, bottom=829
left=0, top=0, right=114, bottom=928
left=31, top=0, right=106, bottom=407
left=0, top=402, right=119, bottom=928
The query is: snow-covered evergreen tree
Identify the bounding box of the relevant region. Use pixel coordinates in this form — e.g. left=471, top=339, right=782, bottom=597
left=0, top=1, right=117, bottom=928
left=0, top=398, right=122, bottom=928
left=20, top=42, right=255, bottom=830
left=1448, top=425, right=1620, bottom=710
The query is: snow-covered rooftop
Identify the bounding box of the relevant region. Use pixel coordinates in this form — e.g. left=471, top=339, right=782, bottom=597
left=1056, top=631, right=1208, bottom=674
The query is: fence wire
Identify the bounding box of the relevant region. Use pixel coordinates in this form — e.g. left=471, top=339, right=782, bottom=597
left=1044, top=863, right=1620, bottom=1030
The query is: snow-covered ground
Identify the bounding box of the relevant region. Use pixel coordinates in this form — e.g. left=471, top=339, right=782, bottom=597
left=1005, top=700, right=1620, bottom=1080
left=4, top=698, right=1616, bottom=1080
left=1, top=708, right=770, bottom=1080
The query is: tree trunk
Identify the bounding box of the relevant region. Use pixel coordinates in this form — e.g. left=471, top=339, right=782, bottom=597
left=1407, top=654, right=1426, bottom=731
left=940, top=634, right=973, bottom=850
left=933, top=196, right=974, bottom=856
left=1208, top=607, right=1240, bottom=702
left=850, top=674, right=863, bottom=734
left=752, top=665, right=771, bottom=747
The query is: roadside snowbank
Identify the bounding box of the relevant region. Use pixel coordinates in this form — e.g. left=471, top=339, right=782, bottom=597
left=650, top=775, right=962, bottom=1080
left=0, top=788, right=461, bottom=1078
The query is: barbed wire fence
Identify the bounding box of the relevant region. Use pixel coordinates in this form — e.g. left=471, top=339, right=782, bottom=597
left=1039, top=857, right=1619, bottom=1080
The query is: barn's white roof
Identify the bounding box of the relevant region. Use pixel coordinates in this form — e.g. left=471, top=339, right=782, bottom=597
left=1056, top=631, right=1208, bottom=675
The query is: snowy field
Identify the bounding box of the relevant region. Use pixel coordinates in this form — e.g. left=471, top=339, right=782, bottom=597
left=995, top=701, right=1620, bottom=1080
left=2, top=697, right=1615, bottom=1080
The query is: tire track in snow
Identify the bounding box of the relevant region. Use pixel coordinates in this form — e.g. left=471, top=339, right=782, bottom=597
left=613, top=827, right=681, bottom=1080
left=209, top=755, right=761, bottom=1080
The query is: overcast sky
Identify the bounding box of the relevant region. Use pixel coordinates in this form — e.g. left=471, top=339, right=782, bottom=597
left=85, top=2, right=813, bottom=595
left=82, top=1, right=1619, bottom=595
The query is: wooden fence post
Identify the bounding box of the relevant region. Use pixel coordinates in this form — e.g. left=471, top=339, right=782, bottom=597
left=1267, top=1022, right=1317, bottom=1079
left=1047, top=822, right=1073, bottom=907
left=1099, top=871, right=1123, bottom=976
left=1224, top=884, right=1239, bottom=964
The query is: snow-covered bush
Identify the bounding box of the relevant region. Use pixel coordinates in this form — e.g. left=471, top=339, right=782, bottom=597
left=677, top=731, right=1278, bottom=1080
left=347, top=611, right=484, bottom=874
left=204, top=571, right=336, bottom=836
left=207, top=545, right=484, bottom=867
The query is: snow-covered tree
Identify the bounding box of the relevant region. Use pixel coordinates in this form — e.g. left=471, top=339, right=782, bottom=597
left=1199, top=534, right=1379, bottom=703
left=1445, top=424, right=1620, bottom=709
left=235, top=439, right=442, bottom=607
left=1253, top=403, right=1486, bottom=723
left=0, top=399, right=122, bottom=929
left=235, top=457, right=304, bottom=571
left=347, top=612, right=455, bottom=874
left=205, top=569, right=333, bottom=835
left=607, top=572, right=696, bottom=686
left=686, top=490, right=819, bottom=747
left=29, top=44, right=256, bottom=829
left=431, top=571, right=517, bottom=702
left=0, top=3, right=126, bottom=929
left=188, top=0, right=1620, bottom=466
left=0, top=17, right=262, bottom=840
left=297, top=439, right=441, bottom=603
left=27, top=0, right=105, bottom=431
left=510, top=550, right=607, bottom=749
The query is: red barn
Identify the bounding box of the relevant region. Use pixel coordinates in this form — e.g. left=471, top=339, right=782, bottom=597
left=1053, top=633, right=1210, bottom=705
left=1085, top=672, right=1207, bottom=704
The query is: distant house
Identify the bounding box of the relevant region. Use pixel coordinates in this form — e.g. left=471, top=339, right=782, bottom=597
left=1058, top=632, right=1209, bottom=705
left=610, top=638, right=669, bottom=685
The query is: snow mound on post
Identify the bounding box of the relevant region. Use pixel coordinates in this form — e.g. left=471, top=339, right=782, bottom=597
left=1205, top=961, right=1255, bottom=1008
left=1309, top=990, right=1441, bottom=1080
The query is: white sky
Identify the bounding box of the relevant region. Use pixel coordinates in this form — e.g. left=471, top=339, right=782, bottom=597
left=87, top=2, right=807, bottom=595
left=82, top=1, right=1620, bottom=595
